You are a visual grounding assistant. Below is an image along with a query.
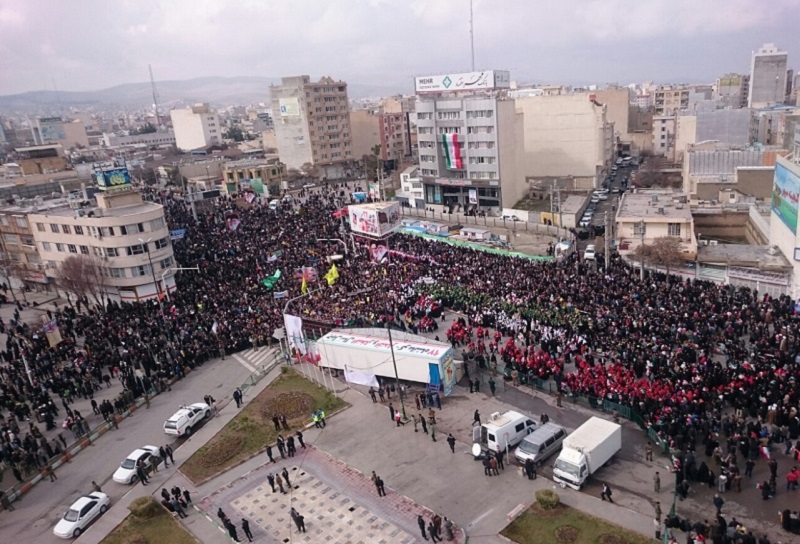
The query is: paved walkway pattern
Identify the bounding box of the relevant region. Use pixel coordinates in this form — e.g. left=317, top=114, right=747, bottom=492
left=197, top=445, right=461, bottom=544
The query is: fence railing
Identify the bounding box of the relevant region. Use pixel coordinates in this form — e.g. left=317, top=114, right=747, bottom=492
left=400, top=206, right=572, bottom=239
left=240, top=351, right=283, bottom=393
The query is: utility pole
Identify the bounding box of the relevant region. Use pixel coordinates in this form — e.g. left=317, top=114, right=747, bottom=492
left=604, top=211, right=610, bottom=269
left=639, top=220, right=645, bottom=281
left=149, top=64, right=161, bottom=128
left=469, top=0, right=475, bottom=71
left=557, top=184, right=563, bottom=231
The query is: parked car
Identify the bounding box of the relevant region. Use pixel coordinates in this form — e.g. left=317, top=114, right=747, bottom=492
left=164, top=402, right=211, bottom=437
left=583, top=244, right=596, bottom=260
left=302, top=182, right=316, bottom=189
left=53, top=493, right=111, bottom=539
left=579, top=218, right=591, bottom=228
left=501, top=214, right=520, bottom=222
left=598, top=194, right=609, bottom=201
left=113, top=445, right=162, bottom=484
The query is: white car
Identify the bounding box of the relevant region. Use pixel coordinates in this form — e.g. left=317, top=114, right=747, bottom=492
left=501, top=215, right=520, bottom=222
left=579, top=218, right=591, bottom=228
left=164, top=402, right=211, bottom=436
left=598, top=194, right=609, bottom=201
left=302, top=182, right=316, bottom=188
left=113, top=445, right=162, bottom=484
left=584, top=245, right=596, bottom=260
left=53, top=492, right=110, bottom=539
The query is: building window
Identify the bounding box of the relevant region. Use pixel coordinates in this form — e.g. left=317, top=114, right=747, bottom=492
left=160, top=256, right=174, bottom=269
left=50, top=223, right=60, bottom=233
left=131, top=264, right=152, bottom=277
left=67, top=244, right=78, bottom=253
left=56, top=243, right=65, bottom=252
left=127, top=244, right=147, bottom=255
left=36, top=223, right=45, bottom=232
left=41, top=242, right=52, bottom=252
left=62, top=224, right=71, bottom=235
left=120, top=223, right=144, bottom=235
left=438, top=127, right=461, bottom=135
left=154, top=237, right=169, bottom=250
left=27, top=254, right=41, bottom=265
left=14, top=216, right=26, bottom=228
left=105, top=247, right=119, bottom=257
left=668, top=223, right=682, bottom=236
left=74, top=225, right=84, bottom=235
left=418, top=127, right=434, bottom=135
left=8, top=252, right=20, bottom=262
left=437, top=111, right=460, bottom=120
left=21, top=237, right=34, bottom=246
left=0, top=216, right=7, bottom=226
left=4, top=234, right=18, bottom=245
left=80, top=245, right=89, bottom=255
left=417, top=112, right=433, bottom=120
left=99, top=226, right=114, bottom=236
left=109, top=268, right=124, bottom=278
left=633, top=222, right=647, bottom=236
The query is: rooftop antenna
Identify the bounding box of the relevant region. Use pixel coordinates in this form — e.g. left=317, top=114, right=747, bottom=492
left=149, top=64, right=161, bottom=128
left=469, top=0, right=475, bottom=71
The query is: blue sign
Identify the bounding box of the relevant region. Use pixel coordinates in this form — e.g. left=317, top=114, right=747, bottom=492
left=96, top=167, right=132, bottom=191
left=170, top=229, right=186, bottom=241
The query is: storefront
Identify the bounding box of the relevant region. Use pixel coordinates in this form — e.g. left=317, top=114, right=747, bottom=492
left=423, top=182, right=501, bottom=213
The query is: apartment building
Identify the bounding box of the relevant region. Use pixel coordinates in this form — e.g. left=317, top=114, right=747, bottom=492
left=0, top=198, right=53, bottom=292
left=102, top=130, right=176, bottom=148
left=615, top=190, right=697, bottom=259
left=221, top=157, right=286, bottom=195
left=748, top=43, right=789, bottom=108
left=269, top=75, right=353, bottom=178
left=654, top=86, right=691, bottom=115
left=31, top=117, right=89, bottom=149
left=715, top=73, right=749, bottom=109
left=396, top=165, right=424, bottom=208
left=350, top=109, right=408, bottom=164
left=28, top=188, right=176, bottom=303
left=170, top=103, right=221, bottom=151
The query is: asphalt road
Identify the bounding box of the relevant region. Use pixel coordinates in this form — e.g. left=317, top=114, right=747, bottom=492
left=1, top=355, right=252, bottom=543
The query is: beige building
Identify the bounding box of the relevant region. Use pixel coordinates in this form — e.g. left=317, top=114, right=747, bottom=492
left=221, top=157, right=285, bottom=195
left=31, top=117, right=89, bottom=149
left=350, top=109, right=381, bottom=159
left=654, top=86, right=690, bottom=115
left=170, top=103, right=221, bottom=151
left=270, top=75, right=354, bottom=178
left=28, top=189, right=176, bottom=303
left=350, top=109, right=408, bottom=163
left=615, top=190, right=697, bottom=259
left=653, top=116, right=677, bottom=157
left=515, top=94, right=614, bottom=190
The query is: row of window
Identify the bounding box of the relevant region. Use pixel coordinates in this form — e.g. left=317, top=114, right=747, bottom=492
left=468, top=156, right=496, bottom=165
left=40, top=237, right=170, bottom=256
left=0, top=216, right=28, bottom=228
left=33, top=218, right=165, bottom=237
left=104, top=256, right=174, bottom=278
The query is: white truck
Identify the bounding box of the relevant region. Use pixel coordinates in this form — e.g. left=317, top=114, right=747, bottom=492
left=552, top=417, right=621, bottom=490
left=474, top=411, right=537, bottom=453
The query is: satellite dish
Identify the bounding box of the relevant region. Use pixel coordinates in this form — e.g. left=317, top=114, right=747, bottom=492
left=471, top=443, right=482, bottom=457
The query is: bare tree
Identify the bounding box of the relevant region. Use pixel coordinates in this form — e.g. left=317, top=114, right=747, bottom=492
left=635, top=236, right=685, bottom=283
left=0, top=253, right=28, bottom=303
left=58, top=255, right=107, bottom=307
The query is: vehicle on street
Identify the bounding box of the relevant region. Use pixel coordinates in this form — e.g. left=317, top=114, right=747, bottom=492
left=501, top=214, right=520, bottom=222
left=164, top=402, right=211, bottom=436
left=579, top=218, right=591, bottom=228
left=53, top=492, right=111, bottom=539
left=474, top=410, right=537, bottom=452
left=612, top=188, right=621, bottom=194
left=553, top=417, right=621, bottom=490
left=514, top=423, right=568, bottom=467
left=269, top=199, right=281, bottom=210
left=583, top=245, right=596, bottom=260
left=598, top=194, right=609, bottom=201
left=302, top=182, right=316, bottom=189
left=113, top=446, right=162, bottom=484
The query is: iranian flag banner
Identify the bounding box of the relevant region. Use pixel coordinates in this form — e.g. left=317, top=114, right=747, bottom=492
left=441, top=133, right=463, bottom=169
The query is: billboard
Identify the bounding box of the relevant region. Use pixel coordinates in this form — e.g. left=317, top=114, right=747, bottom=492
left=95, top=167, right=132, bottom=191
left=772, top=162, right=800, bottom=232
left=348, top=201, right=401, bottom=237
left=414, top=70, right=511, bottom=94
left=279, top=97, right=300, bottom=116
left=39, top=121, right=66, bottom=142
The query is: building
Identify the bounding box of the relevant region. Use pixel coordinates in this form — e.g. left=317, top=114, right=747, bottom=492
left=414, top=70, right=520, bottom=212
left=102, top=130, right=176, bottom=148
left=396, top=165, right=424, bottom=208
left=748, top=43, right=789, bottom=108
left=751, top=105, right=800, bottom=146
left=674, top=109, right=753, bottom=159
left=269, top=75, right=353, bottom=178
left=221, top=157, right=285, bottom=195
left=654, top=86, right=690, bottom=115
left=31, top=117, right=89, bottom=149
left=28, top=186, right=176, bottom=303
left=515, top=94, right=613, bottom=190
left=350, top=109, right=381, bottom=160
left=652, top=116, right=677, bottom=157
left=0, top=197, right=61, bottom=292
left=615, top=190, right=697, bottom=258
left=767, top=133, right=800, bottom=297
left=715, top=73, right=749, bottom=109
left=350, top=109, right=409, bottom=165
left=13, top=145, right=68, bottom=175
left=682, top=144, right=787, bottom=199
left=169, top=104, right=221, bottom=151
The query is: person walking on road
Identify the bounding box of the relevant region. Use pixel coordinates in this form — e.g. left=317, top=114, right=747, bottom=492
left=171, top=498, right=188, bottom=518
left=395, top=410, right=405, bottom=427
left=92, top=480, right=102, bottom=493
left=388, top=403, right=395, bottom=422
left=282, top=467, right=291, bottom=488
left=524, top=458, right=537, bottom=480
left=165, top=444, right=175, bottom=464
left=420, top=414, right=428, bottom=434
left=267, top=474, right=276, bottom=493
left=473, top=410, right=481, bottom=426
left=233, top=388, right=243, bottom=408
left=430, top=421, right=437, bottom=442
left=160, top=446, right=170, bottom=468
left=241, top=518, right=254, bottom=542
left=654, top=471, right=661, bottom=493
left=417, top=515, right=429, bottom=540
left=369, top=387, right=377, bottom=402
left=375, top=475, right=386, bottom=497
left=135, top=459, right=149, bottom=485
left=296, top=430, right=306, bottom=449
left=266, top=445, right=276, bottom=463
left=713, top=493, right=724, bottom=515
left=601, top=483, right=614, bottom=503
left=276, top=476, right=286, bottom=494
left=645, top=441, right=654, bottom=462
left=447, top=434, right=456, bottom=453
left=654, top=501, right=662, bottom=522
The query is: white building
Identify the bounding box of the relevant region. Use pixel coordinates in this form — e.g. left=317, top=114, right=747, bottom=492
left=615, top=190, right=697, bottom=258
left=29, top=189, right=177, bottom=303
left=768, top=132, right=800, bottom=297
left=102, top=131, right=176, bottom=148
left=748, top=43, right=789, bottom=108
left=396, top=165, right=424, bottom=208
left=169, top=104, right=221, bottom=151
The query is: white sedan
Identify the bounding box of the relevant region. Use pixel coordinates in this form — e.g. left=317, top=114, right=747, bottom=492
left=583, top=244, right=596, bottom=260
left=53, top=492, right=110, bottom=539
left=113, top=445, right=161, bottom=484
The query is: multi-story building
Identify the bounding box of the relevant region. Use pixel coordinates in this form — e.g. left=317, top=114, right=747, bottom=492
left=102, top=130, right=176, bottom=148
left=221, top=157, right=286, bottom=195
left=615, top=190, right=697, bottom=259
left=748, top=43, right=789, bottom=108
left=396, top=165, right=424, bottom=208
left=654, top=86, right=690, bottom=115
left=414, top=70, right=519, bottom=212
left=0, top=197, right=57, bottom=292
left=350, top=109, right=408, bottom=165
left=28, top=187, right=176, bottom=303
left=13, top=144, right=68, bottom=175
left=269, top=75, right=353, bottom=178
left=673, top=108, right=753, bottom=161
left=350, top=108, right=381, bottom=160
left=652, top=116, right=677, bottom=157
left=169, top=103, right=221, bottom=151
left=31, top=117, right=89, bottom=149
left=715, top=73, right=749, bottom=109
left=682, top=144, right=787, bottom=199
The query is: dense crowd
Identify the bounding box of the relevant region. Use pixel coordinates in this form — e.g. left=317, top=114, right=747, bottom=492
left=1, top=181, right=799, bottom=532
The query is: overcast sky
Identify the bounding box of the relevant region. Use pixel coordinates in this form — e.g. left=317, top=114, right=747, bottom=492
left=1, top=0, right=798, bottom=95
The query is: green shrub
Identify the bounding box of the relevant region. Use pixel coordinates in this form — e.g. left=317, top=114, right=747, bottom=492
left=128, top=496, right=160, bottom=519
left=536, top=489, right=560, bottom=510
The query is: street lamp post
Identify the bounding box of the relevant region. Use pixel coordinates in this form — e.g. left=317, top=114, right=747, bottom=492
left=138, top=237, right=162, bottom=313
left=160, top=266, right=200, bottom=303
left=385, top=323, right=408, bottom=421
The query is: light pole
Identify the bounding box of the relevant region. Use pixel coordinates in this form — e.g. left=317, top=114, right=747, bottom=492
left=160, top=266, right=200, bottom=303
left=138, top=237, right=162, bottom=313
left=385, top=323, right=408, bottom=422
left=695, top=233, right=700, bottom=280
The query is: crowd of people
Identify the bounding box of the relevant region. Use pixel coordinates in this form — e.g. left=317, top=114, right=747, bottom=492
left=0, top=180, right=799, bottom=537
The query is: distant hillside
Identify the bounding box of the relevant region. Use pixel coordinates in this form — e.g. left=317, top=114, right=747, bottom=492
left=0, top=76, right=405, bottom=111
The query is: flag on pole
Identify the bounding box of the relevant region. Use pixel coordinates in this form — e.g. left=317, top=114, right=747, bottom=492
left=301, top=276, right=308, bottom=294
left=441, top=133, right=463, bottom=169
left=261, top=269, right=282, bottom=289
left=274, top=290, right=289, bottom=299
left=212, top=321, right=219, bottom=335
left=324, top=263, right=339, bottom=286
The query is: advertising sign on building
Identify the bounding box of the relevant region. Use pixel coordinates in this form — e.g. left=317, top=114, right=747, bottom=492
left=772, top=163, right=800, bottom=232
left=469, top=189, right=478, bottom=205
left=348, top=202, right=401, bottom=237
left=95, top=167, right=132, bottom=191
left=414, top=70, right=511, bottom=94
left=278, top=98, right=300, bottom=117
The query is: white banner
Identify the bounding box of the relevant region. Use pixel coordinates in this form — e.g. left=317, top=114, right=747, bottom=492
left=344, top=367, right=380, bottom=388
left=469, top=189, right=478, bottom=205
left=283, top=314, right=306, bottom=355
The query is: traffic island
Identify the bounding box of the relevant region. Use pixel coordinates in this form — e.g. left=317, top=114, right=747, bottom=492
left=180, top=367, right=349, bottom=484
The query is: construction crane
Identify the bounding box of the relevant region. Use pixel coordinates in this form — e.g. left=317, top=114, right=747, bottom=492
left=149, top=64, right=161, bottom=128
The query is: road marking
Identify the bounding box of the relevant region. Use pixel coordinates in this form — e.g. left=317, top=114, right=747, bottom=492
left=233, top=353, right=255, bottom=372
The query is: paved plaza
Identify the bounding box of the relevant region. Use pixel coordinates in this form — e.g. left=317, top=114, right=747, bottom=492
left=197, top=445, right=462, bottom=544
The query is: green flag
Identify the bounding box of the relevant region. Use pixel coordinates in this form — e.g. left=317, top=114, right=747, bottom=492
left=261, top=269, right=282, bottom=289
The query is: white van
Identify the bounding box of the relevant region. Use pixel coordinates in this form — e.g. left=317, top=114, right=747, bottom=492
left=269, top=199, right=281, bottom=211
left=474, top=411, right=537, bottom=452
left=514, top=422, right=568, bottom=467
left=163, top=402, right=211, bottom=437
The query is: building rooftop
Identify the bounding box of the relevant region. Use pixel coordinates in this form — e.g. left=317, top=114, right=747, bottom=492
left=699, top=244, right=791, bottom=271
left=561, top=195, right=587, bottom=215
left=617, top=191, right=692, bottom=221
left=33, top=198, right=162, bottom=219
